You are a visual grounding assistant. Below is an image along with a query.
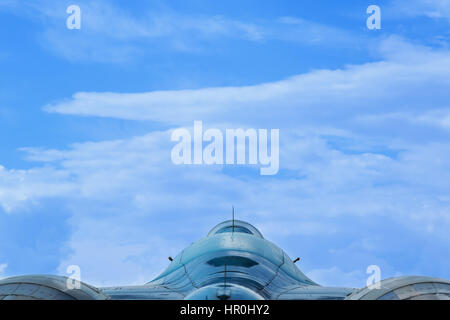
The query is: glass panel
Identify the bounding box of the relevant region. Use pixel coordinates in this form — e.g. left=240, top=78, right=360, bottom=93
left=207, top=256, right=259, bottom=268
left=378, top=291, right=399, bottom=300
left=216, top=226, right=253, bottom=235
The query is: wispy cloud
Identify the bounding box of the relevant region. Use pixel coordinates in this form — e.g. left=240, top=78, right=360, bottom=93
left=356, top=108, right=450, bottom=131
left=0, top=0, right=359, bottom=62
left=392, top=0, right=450, bottom=21
left=44, top=37, right=450, bottom=139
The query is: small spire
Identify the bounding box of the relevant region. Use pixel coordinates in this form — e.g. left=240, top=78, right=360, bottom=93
left=232, top=206, right=235, bottom=233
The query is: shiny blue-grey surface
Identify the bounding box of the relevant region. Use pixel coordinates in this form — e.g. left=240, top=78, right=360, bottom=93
left=1, top=220, right=449, bottom=300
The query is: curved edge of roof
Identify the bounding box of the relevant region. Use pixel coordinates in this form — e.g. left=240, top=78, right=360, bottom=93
left=207, top=220, right=264, bottom=239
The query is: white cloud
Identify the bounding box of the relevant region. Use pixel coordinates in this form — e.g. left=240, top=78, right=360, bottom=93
left=44, top=37, right=450, bottom=135
left=0, top=165, right=76, bottom=213
left=275, top=16, right=359, bottom=46
left=356, top=108, right=450, bottom=131
left=413, top=109, right=450, bottom=129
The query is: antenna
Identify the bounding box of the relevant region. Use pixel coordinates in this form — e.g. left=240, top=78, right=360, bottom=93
left=232, top=206, right=235, bottom=233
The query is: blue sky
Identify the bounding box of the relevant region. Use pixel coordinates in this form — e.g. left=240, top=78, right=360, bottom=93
left=0, top=0, right=450, bottom=287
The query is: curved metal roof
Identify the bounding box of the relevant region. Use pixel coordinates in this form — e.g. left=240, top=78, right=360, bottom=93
left=0, top=275, right=109, bottom=300
left=346, top=276, right=450, bottom=300
left=151, top=220, right=316, bottom=286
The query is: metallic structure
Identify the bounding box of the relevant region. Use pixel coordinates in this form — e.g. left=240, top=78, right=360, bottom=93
left=1, top=220, right=449, bottom=300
